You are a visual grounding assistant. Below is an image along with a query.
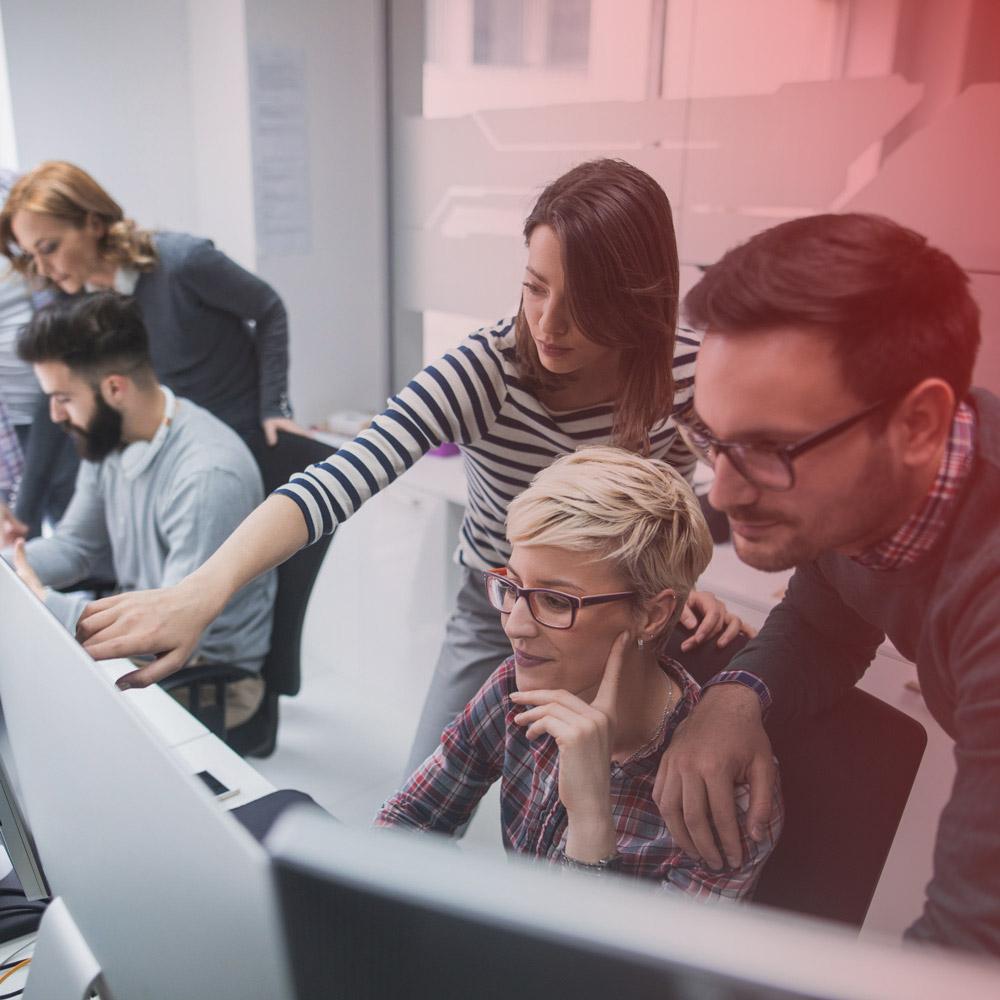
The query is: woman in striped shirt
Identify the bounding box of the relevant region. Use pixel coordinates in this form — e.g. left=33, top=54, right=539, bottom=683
left=77, top=159, right=748, bottom=762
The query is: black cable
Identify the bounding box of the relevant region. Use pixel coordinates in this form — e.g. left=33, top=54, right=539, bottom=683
left=0, top=907, right=45, bottom=919
left=0, top=958, right=33, bottom=971
left=0, top=988, right=23, bottom=999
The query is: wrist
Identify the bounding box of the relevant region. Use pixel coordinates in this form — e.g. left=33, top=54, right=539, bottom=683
left=565, top=810, right=617, bottom=865
left=182, top=567, right=231, bottom=620
left=701, top=671, right=770, bottom=719
left=562, top=848, right=622, bottom=877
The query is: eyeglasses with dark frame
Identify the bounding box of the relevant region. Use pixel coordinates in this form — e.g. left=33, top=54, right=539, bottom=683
left=673, top=398, right=896, bottom=492
left=483, top=568, right=635, bottom=630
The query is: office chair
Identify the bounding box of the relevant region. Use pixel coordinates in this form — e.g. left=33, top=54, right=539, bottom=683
left=677, top=638, right=926, bottom=928
left=664, top=623, right=748, bottom=680
left=161, top=430, right=337, bottom=757
left=751, top=686, right=926, bottom=926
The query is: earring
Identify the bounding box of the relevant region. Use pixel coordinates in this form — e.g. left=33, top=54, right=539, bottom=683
left=636, top=637, right=645, bottom=650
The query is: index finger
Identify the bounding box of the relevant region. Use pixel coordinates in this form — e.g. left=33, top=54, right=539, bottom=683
left=76, top=594, right=129, bottom=640
left=682, top=607, right=723, bottom=649
left=745, top=753, right=776, bottom=842
left=591, top=630, right=630, bottom=714
left=115, top=649, right=188, bottom=690
left=705, top=775, right=745, bottom=870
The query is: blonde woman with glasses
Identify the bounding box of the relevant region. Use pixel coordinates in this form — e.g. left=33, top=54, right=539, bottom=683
left=376, top=447, right=782, bottom=898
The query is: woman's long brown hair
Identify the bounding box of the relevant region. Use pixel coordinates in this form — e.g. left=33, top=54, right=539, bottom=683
left=514, top=158, right=679, bottom=454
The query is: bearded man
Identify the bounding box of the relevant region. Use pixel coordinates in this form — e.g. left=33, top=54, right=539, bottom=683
left=1, top=291, right=275, bottom=728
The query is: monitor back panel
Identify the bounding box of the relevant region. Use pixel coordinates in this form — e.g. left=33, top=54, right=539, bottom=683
left=0, top=562, right=289, bottom=999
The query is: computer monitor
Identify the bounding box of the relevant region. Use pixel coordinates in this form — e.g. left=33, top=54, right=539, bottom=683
left=0, top=710, right=49, bottom=902
left=0, top=560, right=290, bottom=999
left=267, top=807, right=1000, bottom=1000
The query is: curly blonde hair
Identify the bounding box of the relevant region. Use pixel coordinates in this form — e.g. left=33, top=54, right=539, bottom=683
left=506, top=447, right=712, bottom=641
left=0, top=161, right=158, bottom=284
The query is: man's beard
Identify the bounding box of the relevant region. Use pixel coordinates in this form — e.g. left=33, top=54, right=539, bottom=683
left=60, top=393, right=123, bottom=462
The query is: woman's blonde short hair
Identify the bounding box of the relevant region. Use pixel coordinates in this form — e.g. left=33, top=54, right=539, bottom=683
left=506, top=447, right=713, bottom=640
left=0, top=161, right=158, bottom=283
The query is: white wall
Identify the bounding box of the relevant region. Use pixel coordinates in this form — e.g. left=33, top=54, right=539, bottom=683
left=186, top=0, right=256, bottom=270
left=243, top=0, right=389, bottom=425
left=1, top=0, right=389, bottom=424
left=1, top=0, right=199, bottom=233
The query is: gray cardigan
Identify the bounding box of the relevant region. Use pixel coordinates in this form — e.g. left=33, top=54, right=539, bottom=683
left=134, top=231, right=292, bottom=433
left=12, top=395, right=275, bottom=672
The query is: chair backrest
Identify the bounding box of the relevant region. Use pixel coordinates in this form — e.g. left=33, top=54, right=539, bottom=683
left=250, top=431, right=338, bottom=698
left=752, top=686, right=927, bottom=926
left=673, top=635, right=927, bottom=927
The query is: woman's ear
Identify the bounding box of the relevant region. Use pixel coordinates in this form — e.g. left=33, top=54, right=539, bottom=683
left=85, top=212, right=107, bottom=239
left=638, top=588, right=678, bottom=643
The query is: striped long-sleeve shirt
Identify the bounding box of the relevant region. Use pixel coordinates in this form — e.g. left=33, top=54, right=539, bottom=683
left=375, top=657, right=783, bottom=902
left=277, top=318, right=700, bottom=571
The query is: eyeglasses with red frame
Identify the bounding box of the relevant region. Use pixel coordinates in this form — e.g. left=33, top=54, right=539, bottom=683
left=483, top=567, right=635, bottom=630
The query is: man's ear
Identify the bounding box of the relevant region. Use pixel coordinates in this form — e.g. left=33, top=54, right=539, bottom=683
left=639, top=588, right=678, bottom=642
left=891, top=378, right=955, bottom=469
left=98, top=373, right=129, bottom=409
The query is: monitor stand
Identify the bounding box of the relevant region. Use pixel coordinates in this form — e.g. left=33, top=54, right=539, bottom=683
left=23, top=897, right=102, bottom=1000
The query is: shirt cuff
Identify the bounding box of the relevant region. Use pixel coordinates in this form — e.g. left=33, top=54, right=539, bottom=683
left=262, top=392, right=294, bottom=421
left=701, top=670, right=772, bottom=716
left=43, top=588, right=88, bottom=634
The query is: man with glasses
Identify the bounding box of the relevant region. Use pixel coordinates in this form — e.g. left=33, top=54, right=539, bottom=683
left=655, top=212, right=997, bottom=955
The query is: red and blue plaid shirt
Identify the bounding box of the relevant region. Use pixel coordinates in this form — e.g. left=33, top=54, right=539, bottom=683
left=0, top=395, right=23, bottom=505
left=856, top=401, right=975, bottom=571
left=708, top=402, right=977, bottom=712
left=376, top=656, right=783, bottom=903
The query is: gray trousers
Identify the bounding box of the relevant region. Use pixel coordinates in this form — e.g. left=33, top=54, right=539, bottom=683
left=405, top=566, right=511, bottom=776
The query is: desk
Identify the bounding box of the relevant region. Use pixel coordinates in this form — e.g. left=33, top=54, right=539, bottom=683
left=95, top=659, right=274, bottom=810
left=0, top=661, right=277, bottom=998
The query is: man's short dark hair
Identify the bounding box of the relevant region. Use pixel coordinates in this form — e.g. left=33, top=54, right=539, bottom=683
left=683, top=213, right=981, bottom=406
left=17, top=291, right=155, bottom=386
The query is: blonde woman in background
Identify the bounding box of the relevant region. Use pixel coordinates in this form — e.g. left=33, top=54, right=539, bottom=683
left=1, top=161, right=305, bottom=446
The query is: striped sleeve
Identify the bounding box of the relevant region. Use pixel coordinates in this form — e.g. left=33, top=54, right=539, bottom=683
left=276, top=324, right=511, bottom=543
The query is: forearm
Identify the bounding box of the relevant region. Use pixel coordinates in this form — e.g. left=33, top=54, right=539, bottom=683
left=723, top=564, right=883, bottom=725
left=255, top=305, right=291, bottom=420
left=375, top=750, right=492, bottom=836
left=5, top=536, right=98, bottom=590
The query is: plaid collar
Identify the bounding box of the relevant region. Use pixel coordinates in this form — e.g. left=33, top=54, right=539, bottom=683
left=855, top=401, right=975, bottom=571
